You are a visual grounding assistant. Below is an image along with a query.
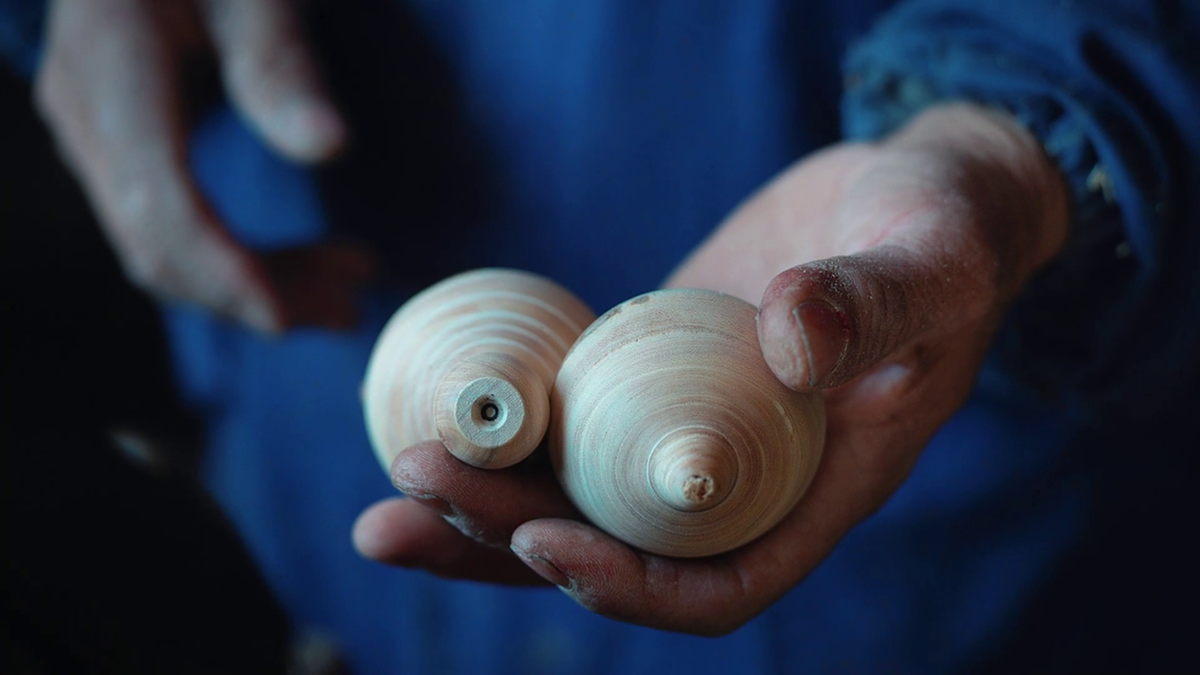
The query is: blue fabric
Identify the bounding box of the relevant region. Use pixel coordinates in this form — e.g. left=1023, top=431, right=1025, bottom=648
left=841, top=0, right=1200, bottom=419
left=0, top=0, right=41, bottom=76
left=5, top=0, right=1197, bottom=672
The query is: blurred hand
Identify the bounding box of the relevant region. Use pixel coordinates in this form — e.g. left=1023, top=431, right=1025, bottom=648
left=35, top=0, right=373, bottom=332
left=352, top=104, right=1069, bottom=634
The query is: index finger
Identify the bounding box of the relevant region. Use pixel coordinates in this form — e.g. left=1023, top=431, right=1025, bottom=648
left=508, top=424, right=889, bottom=636
left=388, top=441, right=580, bottom=547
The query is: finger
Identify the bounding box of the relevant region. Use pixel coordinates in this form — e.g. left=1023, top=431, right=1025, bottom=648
left=390, top=441, right=580, bottom=548
left=200, top=0, right=346, bottom=162
left=36, top=0, right=283, bottom=332
left=511, top=518, right=772, bottom=636
left=757, top=237, right=999, bottom=392
left=354, top=497, right=545, bottom=585
left=509, top=401, right=910, bottom=636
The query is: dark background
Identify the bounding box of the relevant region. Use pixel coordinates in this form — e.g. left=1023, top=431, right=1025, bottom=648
left=1, top=67, right=291, bottom=675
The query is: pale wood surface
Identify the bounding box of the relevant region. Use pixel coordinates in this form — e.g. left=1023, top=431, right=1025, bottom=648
left=550, top=289, right=826, bottom=557
left=364, top=269, right=595, bottom=470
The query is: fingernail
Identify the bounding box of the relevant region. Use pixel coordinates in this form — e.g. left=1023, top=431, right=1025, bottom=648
left=406, top=493, right=454, bottom=517
left=511, top=546, right=572, bottom=589
left=792, top=300, right=850, bottom=388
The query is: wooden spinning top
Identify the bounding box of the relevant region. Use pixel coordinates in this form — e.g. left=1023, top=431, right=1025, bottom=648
left=363, top=269, right=595, bottom=470
left=549, top=289, right=826, bottom=557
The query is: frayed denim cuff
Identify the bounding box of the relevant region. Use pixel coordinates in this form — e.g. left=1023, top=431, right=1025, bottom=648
left=835, top=2, right=1193, bottom=415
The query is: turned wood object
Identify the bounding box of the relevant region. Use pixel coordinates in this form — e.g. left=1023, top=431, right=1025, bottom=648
left=549, top=289, right=826, bottom=557
left=363, top=268, right=595, bottom=470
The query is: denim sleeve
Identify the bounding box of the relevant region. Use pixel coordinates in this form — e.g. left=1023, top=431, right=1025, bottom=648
left=842, top=0, right=1200, bottom=417
left=0, top=0, right=45, bottom=76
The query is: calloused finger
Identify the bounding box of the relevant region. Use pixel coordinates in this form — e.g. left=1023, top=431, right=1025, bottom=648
left=509, top=399, right=910, bottom=636
left=390, top=441, right=580, bottom=548
left=354, top=497, right=546, bottom=585
left=758, top=106, right=1069, bottom=395
left=757, top=237, right=1001, bottom=394
left=510, top=517, right=761, bottom=636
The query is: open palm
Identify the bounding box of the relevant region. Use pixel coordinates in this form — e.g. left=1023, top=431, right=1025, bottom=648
left=353, top=104, right=1068, bottom=635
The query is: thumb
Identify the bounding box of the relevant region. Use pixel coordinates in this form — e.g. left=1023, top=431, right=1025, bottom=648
left=199, top=0, right=346, bottom=163
left=758, top=242, right=996, bottom=392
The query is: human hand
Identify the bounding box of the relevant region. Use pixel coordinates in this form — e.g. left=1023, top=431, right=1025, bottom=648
left=35, top=0, right=373, bottom=332
left=352, top=104, right=1069, bottom=634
